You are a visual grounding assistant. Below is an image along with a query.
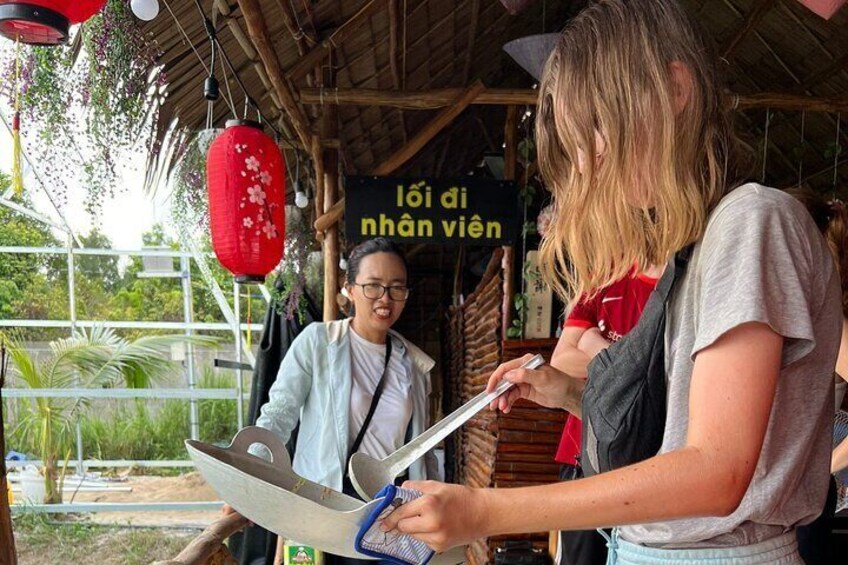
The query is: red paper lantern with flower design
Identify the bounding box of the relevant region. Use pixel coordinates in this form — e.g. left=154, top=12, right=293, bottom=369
left=796, top=0, right=846, bottom=19
left=0, top=0, right=106, bottom=44
left=206, top=120, right=286, bottom=284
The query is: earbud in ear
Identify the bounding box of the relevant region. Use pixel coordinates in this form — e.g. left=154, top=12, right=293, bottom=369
left=341, top=287, right=350, bottom=299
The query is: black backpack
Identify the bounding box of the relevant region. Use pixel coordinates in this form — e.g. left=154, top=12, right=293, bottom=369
left=580, top=247, right=691, bottom=477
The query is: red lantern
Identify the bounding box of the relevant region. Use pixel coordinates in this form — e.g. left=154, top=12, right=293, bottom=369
left=796, top=0, right=846, bottom=19
left=0, top=1, right=106, bottom=45
left=207, top=120, right=286, bottom=284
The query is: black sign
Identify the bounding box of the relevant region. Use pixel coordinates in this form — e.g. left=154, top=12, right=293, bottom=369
left=344, top=176, right=520, bottom=245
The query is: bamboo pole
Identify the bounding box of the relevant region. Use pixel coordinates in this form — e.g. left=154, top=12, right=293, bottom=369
left=0, top=342, right=16, bottom=565
left=374, top=81, right=486, bottom=175
left=312, top=135, right=326, bottom=232
left=236, top=0, right=312, bottom=148
left=322, top=102, right=341, bottom=321
left=300, top=87, right=537, bottom=108
left=501, top=105, right=519, bottom=340
left=300, top=87, right=848, bottom=114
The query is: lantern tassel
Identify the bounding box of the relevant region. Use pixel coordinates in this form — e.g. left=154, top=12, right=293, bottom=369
left=11, top=38, right=23, bottom=196
left=12, top=112, right=23, bottom=196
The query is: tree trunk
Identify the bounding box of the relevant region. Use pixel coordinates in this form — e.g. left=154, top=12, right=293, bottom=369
left=44, top=458, right=62, bottom=505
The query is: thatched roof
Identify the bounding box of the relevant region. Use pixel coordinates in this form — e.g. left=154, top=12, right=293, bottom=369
left=143, top=0, right=848, bottom=197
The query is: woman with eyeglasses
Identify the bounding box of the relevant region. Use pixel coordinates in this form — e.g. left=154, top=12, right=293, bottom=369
left=224, top=237, right=436, bottom=565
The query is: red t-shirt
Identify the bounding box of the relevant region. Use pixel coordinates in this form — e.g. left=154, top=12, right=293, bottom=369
left=554, top=270, right=659, bottom=465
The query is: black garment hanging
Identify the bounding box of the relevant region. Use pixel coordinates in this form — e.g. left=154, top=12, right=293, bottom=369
left=228, top=289, right=320, bottom=565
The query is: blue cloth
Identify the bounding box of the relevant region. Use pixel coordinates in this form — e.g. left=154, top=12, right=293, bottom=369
left=355, top=484, right=434, bottom=565
left=5, top=451, right=27, bottom=461
left=253, top=319, right=437, bottom=492
left=603, top=528, right=802, bottom=564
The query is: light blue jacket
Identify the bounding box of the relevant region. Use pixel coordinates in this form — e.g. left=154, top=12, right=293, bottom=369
left=255, top=318, right=437, bottom=491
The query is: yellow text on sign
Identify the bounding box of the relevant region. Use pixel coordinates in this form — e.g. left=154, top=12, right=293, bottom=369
left=360, top=214, right=502, bottom=240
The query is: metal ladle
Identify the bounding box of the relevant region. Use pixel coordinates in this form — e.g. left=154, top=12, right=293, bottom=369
left=348, top=354, right=545, bottom=500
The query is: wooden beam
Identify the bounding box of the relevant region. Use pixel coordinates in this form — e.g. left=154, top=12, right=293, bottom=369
left=373, top=81, right=487, bottom=175
left=237, top=0, right=312, bottom=148
left=287, top=0, right=385, bottom=82
left=721, top=0, right=777, bottom=60
left=314, top=199, right=345, bottom=232
left=300, top=86, right=848, bottom=114
left=301, top=86, right=537, bottom=108
left=734, top=92, right=848, bottom=113
left=502, top=105, right=519, bottom=340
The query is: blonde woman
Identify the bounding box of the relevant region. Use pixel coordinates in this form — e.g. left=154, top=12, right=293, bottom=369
left=382, top=1, right=841, bottom=563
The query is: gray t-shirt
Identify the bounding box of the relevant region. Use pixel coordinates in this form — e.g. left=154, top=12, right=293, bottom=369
left=621, top=184, right=842, bottom=548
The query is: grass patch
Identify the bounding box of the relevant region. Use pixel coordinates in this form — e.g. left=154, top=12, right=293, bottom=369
left=13, top=513, right=195, bottom=564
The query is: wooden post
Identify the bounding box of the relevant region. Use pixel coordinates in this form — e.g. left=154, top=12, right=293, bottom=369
left=152, top=512, right=249, bottom=564
left=322, top=103, right=341, bottom=322
left=312, top=134, right=325, bottom=240
left=0, top=341, right=17, bottom=565
left=501, top=106, right=519, bottom=339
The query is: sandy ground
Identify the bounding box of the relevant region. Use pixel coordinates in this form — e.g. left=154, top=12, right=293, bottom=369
left=10, top=471, right=222, bottom=527
left=69, top=472, right=223, bottom=527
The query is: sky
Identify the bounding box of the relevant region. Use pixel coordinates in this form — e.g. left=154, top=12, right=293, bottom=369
left=0, top=114, right=170, bottom=250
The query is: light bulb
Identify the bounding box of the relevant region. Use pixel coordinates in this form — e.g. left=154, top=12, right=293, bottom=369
left=131, top=0, right=160, bottom=21
left=295, top=190, right=309, bottom=209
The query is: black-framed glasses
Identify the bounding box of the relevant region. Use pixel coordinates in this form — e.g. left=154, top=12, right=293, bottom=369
left=352, top=283, right=410, bottom=301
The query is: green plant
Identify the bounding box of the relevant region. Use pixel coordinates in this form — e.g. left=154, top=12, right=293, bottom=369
left=5, top=327, right=216, bottom=503
left=506, top=292, right=530, bottom=339
left=168, top=129, right=219, bottom=236
left=0, top=0, right=163, bottom=214
left=196, top=368, right=239, bottom=445
left=270, top=207, right=318, bottom=323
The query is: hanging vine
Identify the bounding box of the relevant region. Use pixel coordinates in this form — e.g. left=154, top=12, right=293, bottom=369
left=0, top=0, right=164, bottom=214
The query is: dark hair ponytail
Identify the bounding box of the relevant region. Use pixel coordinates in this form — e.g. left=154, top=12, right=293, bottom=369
left=787, top=187, right=848, bottom=317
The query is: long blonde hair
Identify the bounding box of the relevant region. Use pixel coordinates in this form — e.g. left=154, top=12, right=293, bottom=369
left=536, top=0, right=747, bottom=304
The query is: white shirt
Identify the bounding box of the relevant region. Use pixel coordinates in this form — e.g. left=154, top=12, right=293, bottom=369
left=347, top=329, right=413, bottom=460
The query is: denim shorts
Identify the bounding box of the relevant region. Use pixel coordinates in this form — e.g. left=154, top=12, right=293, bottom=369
left=603, top=529, right=802, bottom=565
